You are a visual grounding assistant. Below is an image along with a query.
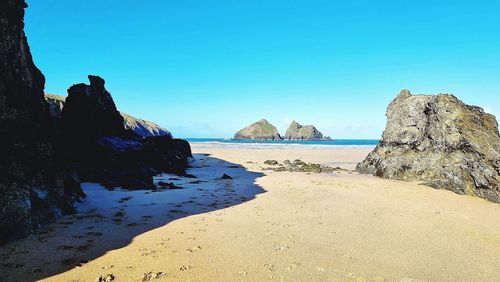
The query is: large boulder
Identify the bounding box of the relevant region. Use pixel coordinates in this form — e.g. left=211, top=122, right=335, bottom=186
left=45, top=93, right=171, bottom=138
left=357, top=90, right=500, bottom=203
left=284, top=121, right=331, bottom=140
left=0, top=0, right=83, bottom=243
left=234, top=119, right=282, bottom=140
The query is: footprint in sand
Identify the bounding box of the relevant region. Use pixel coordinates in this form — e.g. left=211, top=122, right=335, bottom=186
left=264, top=264, right=275, bottom=272
left=179, top=265, right=193, bottom=271
left=141, top=271, right=166, bottom=281
left=287, top=262, right=301, bottom=271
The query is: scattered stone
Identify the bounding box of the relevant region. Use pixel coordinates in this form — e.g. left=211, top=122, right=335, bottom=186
left=264, top=160, right=279, bottom=166
left=219, top=174, right=233, bottom=180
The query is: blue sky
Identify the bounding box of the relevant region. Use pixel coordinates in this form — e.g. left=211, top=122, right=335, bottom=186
left=25, top=0, right=500, bottom=138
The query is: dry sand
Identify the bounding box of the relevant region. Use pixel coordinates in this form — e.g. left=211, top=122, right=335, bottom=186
left=0, top=143, right=499, bottom=281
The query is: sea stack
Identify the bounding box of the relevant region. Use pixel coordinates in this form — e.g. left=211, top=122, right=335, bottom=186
left=357, top=90, right=500, bottom=203
left=284, top=121, right=331, bottom=140
left=234, top=119, right=282, bottom=140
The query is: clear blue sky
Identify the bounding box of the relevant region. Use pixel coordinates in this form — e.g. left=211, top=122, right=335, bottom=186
left=25, top=0, right=500, bottom=138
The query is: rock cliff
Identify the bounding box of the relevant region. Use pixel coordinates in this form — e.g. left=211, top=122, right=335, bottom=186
left=45, top=93, right=171, bottom=138
left=357, top=90, right=500, bottom=203
left=234, top=119, right=282, bottom=140
left=284, top=121, right=331, bottom=140
left=0, top=0, right=83, bottom=243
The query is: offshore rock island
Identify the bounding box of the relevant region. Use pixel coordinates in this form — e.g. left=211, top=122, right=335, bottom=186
left=284, top=121, right=331, bottom=140
left=234, top=119, right=282, bottom=140
left=234, top=119, right=331, bottom=141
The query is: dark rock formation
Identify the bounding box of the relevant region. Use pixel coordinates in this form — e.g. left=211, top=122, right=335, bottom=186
left=0, top=0, right=83, bottom=244
left=234, top=119, right=282, bottom=140
left=284, top=121, right=331, bottom=140
left=63, top=75, right=125, bottom=145
left=62, top=76, right=192, bottom=189
left=45, top=93, right=171, bottom=138
left=357, top=90, right=500, bottom=203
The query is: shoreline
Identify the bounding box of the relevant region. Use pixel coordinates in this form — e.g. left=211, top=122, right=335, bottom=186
left=0, top=144, right=498, bottom=282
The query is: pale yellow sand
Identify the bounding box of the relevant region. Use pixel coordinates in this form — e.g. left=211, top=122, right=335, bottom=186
left=1, top=144, right=499, bottom=281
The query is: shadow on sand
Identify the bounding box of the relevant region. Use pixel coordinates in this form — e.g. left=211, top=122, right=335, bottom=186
left=0, top=154, right=266, bottom=281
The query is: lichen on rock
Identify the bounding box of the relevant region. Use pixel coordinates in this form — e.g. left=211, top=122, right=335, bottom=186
left=234, top=119, right=282, bottom=140
left=357, top=90, right=500, bottom=203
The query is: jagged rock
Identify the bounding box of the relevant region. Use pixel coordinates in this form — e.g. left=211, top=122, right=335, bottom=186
left=234, top=119, right=282, bottom=140
left=219, top=174, right=233, bottom=179
left=45, top=93, right=171, bottom=137
left=357, top=90, right=500, bottom=203
left=63, top=75, right=125, bottom=145
left=0, top=0, right=83, bottom=244
left=62, top=77, right=192, bottom=189
left=284, top=121, right=331, bottom=140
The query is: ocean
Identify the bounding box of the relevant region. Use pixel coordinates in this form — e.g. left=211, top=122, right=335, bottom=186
left=185, top=138, right=379, bottom=146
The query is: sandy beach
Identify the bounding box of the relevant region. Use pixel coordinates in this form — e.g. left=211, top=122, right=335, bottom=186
left=1, top=143, right=499, bottom=282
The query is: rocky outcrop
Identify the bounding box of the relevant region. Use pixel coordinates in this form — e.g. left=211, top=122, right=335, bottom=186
left=63, top=75, right=126, bottom=145
left=62, top=76, right=192, bottom=189
left=234, top=119, right=282, bottom=140
left=45, top=93, right=171, bottom=138
left=0, top=0, right=83, bottom=244
left=284, top=121, right=331, bottom=140
left=357, top=90, right=500, bottom=203
left=121, top=113, right=172, bottom=138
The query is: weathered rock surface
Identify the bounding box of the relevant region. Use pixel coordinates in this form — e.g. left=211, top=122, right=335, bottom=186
left=62, top=76, right=192, bottom=189
left=234, top=119, right=282, bottom=140
left=121, top=113, right=172, bottom=138
left=284, top=121, right=331, bottom=140
left=45, top=93, right=171, bottom=138
left=357, top=90, right=500, bottom=203
left=0, top=0, right=83, bottom=244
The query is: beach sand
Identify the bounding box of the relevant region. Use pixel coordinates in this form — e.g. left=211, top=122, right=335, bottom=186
left=1, top=144, right=499, bottom=281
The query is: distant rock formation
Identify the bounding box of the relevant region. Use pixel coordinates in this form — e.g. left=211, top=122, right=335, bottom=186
left=234, top=119, right=282, bottom=140
left=284, top=121, right=331, bottom=140
left=45, top=93, right=171, bottom=138
left=121, top=113, right=172, bottom=138
left=0, top=0, right=83, bottom=244
left=357, top=90, right=500, bottom=203
left=62, top=76, right=192, bottom=189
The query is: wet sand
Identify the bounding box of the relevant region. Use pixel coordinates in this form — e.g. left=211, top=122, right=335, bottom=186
left=1, top=144, right=499, bottom=281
